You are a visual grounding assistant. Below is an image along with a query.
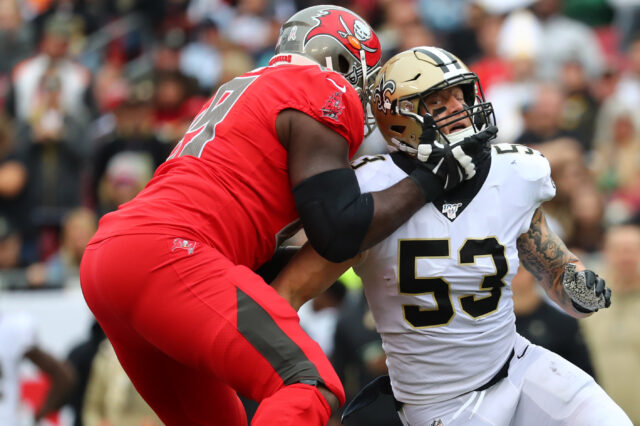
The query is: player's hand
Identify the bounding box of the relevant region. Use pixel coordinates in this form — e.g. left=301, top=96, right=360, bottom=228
left=562, top=263, right=612, bottom=313
left=415, top=114, right=497, bottom=190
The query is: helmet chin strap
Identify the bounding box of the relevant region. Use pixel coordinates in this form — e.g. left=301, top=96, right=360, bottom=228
left=441, top=126, right=476, bottom=145
left=360, top=50, right=368, bottom=94
left=360, top=49, right=378, bottom=137
left=441, top=118, right=488, bottom=145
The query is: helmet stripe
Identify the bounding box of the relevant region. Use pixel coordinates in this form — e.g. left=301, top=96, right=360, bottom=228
left=414, top=47, right=461, bottom=75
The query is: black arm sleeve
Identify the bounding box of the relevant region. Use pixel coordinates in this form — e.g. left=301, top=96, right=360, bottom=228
left=292, top=168, right=373, bottom=263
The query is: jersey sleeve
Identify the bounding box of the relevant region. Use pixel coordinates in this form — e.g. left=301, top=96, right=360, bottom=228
left=278, top=67, right=365, bottom=158
left=516, top=149, right=556, bottom=206
left=352, top=154, right=403, bottom=193
left=514, top=146, right=556, bottom=234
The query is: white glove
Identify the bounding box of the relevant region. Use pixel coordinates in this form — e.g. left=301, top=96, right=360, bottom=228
left=416, top=114, right=497, bottom=191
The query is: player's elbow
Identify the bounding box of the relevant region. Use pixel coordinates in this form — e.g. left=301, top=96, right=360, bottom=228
left=300, top=196, right=373, bottom=262
left=293, top=169, right=373, bottom=263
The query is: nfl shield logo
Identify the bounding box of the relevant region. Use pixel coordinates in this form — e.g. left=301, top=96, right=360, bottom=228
left=442, top=203, right=462, bottom=220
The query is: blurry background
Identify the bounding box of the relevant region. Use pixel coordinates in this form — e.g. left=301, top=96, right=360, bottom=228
left=1, top=0, right=639, bottom=425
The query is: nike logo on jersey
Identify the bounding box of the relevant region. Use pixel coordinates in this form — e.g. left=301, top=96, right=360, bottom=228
left=326, top=77, right=347, bottom=93
left=516, top=345, right=529, bottom=359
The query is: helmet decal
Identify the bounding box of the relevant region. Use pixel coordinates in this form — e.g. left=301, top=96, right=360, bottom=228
left=288, top=26, right=298, bottom=42
left=372, top=74, right=396, bottom=113
left=305, top=8, right=381, bottom=68
left=371, top=46, right=495, bottom=153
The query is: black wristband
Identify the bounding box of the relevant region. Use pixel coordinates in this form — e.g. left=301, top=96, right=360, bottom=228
left=409, top=166, right=444, bottom=203
left=571, top=300, right=594, bottom=314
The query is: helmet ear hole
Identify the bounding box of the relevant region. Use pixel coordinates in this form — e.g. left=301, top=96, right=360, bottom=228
left=337, top=54, right=351, bottom=74
left=390, top=125, right=406, bottom=134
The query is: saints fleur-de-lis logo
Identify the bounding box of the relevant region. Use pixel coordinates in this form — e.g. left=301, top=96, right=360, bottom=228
left=373, top=75, right=396, bottom=113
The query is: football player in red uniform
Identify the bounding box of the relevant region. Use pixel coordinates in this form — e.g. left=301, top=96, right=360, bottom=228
left=80, top=5, right=492, bottom=425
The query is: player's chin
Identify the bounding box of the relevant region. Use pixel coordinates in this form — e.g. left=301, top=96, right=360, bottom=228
left=443, top=122, right=471, bottom=135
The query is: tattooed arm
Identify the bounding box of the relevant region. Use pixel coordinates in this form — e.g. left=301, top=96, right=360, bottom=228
left=516, top=207, right=591, bottom=318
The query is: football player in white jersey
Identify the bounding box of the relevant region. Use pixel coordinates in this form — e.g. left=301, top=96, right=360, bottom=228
left=272, top=46, right=631, bottom=425
left=0, top=311, right=75, bottom=424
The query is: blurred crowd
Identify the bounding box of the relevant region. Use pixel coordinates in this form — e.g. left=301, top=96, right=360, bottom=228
left=1, top=0, right=640, bottom=424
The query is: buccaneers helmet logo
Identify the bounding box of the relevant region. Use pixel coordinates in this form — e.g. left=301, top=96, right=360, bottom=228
left=306, top=9, right=381, bottom=68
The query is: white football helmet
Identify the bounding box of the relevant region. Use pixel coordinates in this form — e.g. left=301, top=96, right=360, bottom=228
left=371, top=46, right=495, bottom=155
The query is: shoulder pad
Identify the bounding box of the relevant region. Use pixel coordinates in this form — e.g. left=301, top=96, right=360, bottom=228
left=351, top=154, right=403, bottom=193
left=491, top=143, right=550, bottom=182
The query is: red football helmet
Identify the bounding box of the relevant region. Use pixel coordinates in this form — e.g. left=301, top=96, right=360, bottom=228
left=275, top=5, right=382, bottom=131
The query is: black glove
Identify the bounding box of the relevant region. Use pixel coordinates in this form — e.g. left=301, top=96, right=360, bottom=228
left=562, top=263, right=612, bottom=313
left=414, top=114, right=497, bottom=192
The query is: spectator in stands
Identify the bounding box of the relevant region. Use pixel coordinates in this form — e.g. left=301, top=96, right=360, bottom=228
left=0, top=0, right=35, bottom=100
left=531, top=0, right=605, bottom=81
left=96, top=151, right=154, bottom=217
left=223, top=0, right=279, bottom=62
left=15, top=68, right=89, bottom=260
left=153, top=70, right=196, bottom=144
left=92, top=42, right=130, bottom=115
left=179, top=18, right=223, bottom=94
left=0, top=112, right=32, bottom=260
left=6, top=13, right=94, bottom=125
left=0, top=310, right=75, bottom=424
left=590, top=102, right=640, bottom=200
left=82, top=339, right=161, bottom=426
left=487, top=8, right=542, bottom=144
left=537, top=138, right=589, bottom=239
left=558, top=58, right=600, bottom=152
left=0, top=214, right=22, bottom=270
left=0, top=214, right=50, bottom=289
left=90, top=93, right=170, bottom=210
left=65, top=319, right=106, bottom=426
left=566, top=183, right=606, bottom=258
left=298, top=280, right=347, bottom=358
left=24, top=207, right=98, bottom=288
left=331, top=289, right=402, bottom=426
left=614, top=33, right=640, bottom=107
left=468, top=11, right=510, bottom=95
left=582, top=224, right=640, bottom=425
left=512, top=265, right=595, bottom=377
left=514, top=83, right=581, bottom=146
left=591, top=98, right=640, bottom=225
left=376, top=0, right=435, bottom=58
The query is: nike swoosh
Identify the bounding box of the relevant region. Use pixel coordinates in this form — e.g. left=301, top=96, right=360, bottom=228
left=516, top=346, right=529, bottom=359
left=326, top=77, right=347, bottom=93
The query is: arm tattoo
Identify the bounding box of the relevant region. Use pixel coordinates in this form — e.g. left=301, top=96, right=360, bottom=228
left=516, top=208, right=579, bottom=308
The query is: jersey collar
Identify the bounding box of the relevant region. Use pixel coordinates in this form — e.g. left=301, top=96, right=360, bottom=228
left=268, top=53, right=320, bottom=67
left=390, top=151, right=492, bottom=222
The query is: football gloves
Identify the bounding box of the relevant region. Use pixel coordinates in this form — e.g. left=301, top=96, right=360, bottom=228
left=415, top=114, right=497, bottom=191
left=562, top=263, right=612, bottom=313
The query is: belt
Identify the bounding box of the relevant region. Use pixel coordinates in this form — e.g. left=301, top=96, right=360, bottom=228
left=341, top=347, right=515, bottom=421
left=474, top=348, right=514, bottom=392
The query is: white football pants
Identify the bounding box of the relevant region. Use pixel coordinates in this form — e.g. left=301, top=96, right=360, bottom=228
left=398, top=334, right=631, bottom=426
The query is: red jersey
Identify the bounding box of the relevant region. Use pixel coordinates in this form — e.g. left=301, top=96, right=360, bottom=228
left=92, top=56, right=365, bottom=270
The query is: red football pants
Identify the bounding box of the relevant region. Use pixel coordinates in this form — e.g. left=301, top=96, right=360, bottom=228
left=80, top=233, right=344, bottom=425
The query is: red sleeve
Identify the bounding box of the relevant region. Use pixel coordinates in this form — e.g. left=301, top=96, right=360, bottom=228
left=267, top=66, right=365, bottom=159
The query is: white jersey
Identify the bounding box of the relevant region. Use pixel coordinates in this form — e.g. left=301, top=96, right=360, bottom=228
left=352, top=144, right=556, bottom=405
left=0, top=312, right=37, bottom=425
